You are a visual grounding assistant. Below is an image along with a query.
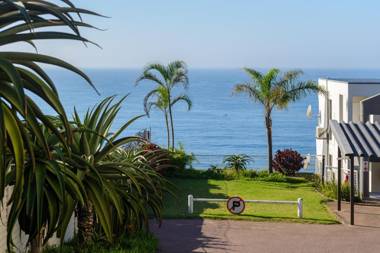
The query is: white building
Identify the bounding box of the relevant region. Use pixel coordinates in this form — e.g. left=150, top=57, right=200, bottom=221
left=316, top=78, right=380, bottom=199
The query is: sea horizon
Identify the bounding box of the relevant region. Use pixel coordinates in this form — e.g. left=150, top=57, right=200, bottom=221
left=40, top=68, right=380, bottom=170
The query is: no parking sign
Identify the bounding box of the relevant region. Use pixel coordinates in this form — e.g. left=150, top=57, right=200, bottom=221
left=227, top=196, right=245, bottom=214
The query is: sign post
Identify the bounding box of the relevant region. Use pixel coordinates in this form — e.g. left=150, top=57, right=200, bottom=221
left=227, top=196, right=245, bottom=215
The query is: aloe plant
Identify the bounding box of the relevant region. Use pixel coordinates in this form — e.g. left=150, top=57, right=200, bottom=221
left=104, top=147, right=170, bottom=237
left=0, top=0, right=100, bottom=201
left=5, top=122, right=86, bottom=253
left=0, top=1, right=101, bottom=252
left=67, top=96, right=169, bottom=244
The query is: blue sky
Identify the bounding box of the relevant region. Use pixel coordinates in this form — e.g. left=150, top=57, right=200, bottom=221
left=9, top=0, right=380, bottom=68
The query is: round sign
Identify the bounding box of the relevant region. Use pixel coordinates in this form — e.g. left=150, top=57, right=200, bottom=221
left=227, top=196, right=245, bottom=215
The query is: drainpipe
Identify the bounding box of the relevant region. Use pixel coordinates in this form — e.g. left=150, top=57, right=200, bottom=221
left=324, top=78, right=330, bottom=183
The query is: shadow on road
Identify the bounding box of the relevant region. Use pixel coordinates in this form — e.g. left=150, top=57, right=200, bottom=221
left=150, top=219, right=231, bottom=253
left=162, top=178, right=228, bottom=218
left=151, top=179, right=231, bottom=252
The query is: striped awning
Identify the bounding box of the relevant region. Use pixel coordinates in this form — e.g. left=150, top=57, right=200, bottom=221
left=330, top=120, right=380, bottom=158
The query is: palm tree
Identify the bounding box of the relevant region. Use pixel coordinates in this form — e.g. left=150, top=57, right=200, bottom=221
left=144, top=86, right=171, bottom=148
left=136, top=61, right=192, bottom=150
left=223, top=154, right=252, bottom=173
left=234, top=68, right=325, bottom=173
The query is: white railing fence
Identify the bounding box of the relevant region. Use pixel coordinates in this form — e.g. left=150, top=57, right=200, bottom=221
left=187, top=194, right=303, bottom=218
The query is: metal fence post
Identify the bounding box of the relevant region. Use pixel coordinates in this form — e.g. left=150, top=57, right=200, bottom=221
left=321, top=155, right=325, bottom=184
left=188, top=194, right=194, bottom=214
left=297, top=198, right=303, bottom=218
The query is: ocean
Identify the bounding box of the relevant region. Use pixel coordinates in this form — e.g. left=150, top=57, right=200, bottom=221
left=43, top=68, right=380, bottom=171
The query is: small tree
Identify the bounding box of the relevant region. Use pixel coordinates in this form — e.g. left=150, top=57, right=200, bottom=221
left=272, top=149, right=304, bottom=176
left=223, top=154, right=252, bottom=173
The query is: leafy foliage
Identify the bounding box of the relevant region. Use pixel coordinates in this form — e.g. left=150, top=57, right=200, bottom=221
left=273, top=149, right=304, bottom=176
left=223, top=154, right=252, bottom=173
left=169, top=144, right=196, bottom=171
left=313, top=177, right=358, bottom=202
left=139, top=143, right=195, bottom=175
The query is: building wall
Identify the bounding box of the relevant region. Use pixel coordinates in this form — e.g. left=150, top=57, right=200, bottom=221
left=316, top=79, right=380, bottom=187
left=316, top=79, right=349, bottom=177
left=361, top=95, right=380, bottom=122
left=370, top=163, right=380, bottom=192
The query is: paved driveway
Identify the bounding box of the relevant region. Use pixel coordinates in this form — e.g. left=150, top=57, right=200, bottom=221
left=151, top=219, right=380, bottom=253
left=327, top=201, right=380, bottom=228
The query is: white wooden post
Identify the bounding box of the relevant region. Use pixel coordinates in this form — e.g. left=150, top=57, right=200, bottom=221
left=297, top=198, right=303, bottom=218
left=188, top=194, right=194, bottom=214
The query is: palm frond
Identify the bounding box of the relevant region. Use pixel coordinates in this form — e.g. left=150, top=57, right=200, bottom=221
left=243, top=68, right=263, bottom=83
left=233, top=83, right=264, bottom=104
left=141, top=63, right=170, bottom=84
left=136, top=71, right=165, bottom=87
left=281, top=80, right=326, bottom=104
left=171, top=94, right=192, bottom=111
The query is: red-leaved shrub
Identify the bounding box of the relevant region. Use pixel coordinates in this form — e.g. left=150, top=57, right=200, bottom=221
left=141, top=143, right=173, bottom=175
left=272, top=149, right=304, bottom=176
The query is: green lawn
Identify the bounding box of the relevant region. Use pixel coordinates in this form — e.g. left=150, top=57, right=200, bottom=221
left=163, top=178, right=338, bottom=224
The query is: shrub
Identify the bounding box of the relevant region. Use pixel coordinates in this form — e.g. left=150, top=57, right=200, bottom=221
left=167, top=168, right=299, bottom=182
left=169, top=144, right=196, bottom=170
left=223, top=154, right=252, bottom=173
left=258, top=172, right=287, bottom=182
left=314, top=176, right=358, bottom=202
left=272, top=149, right=304, bottom=176
left=341, top=182, right=351, bottom=201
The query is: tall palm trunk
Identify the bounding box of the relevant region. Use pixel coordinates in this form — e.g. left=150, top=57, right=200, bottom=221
left=164, top=110, right=171, bottom=149
left=168, top=104, right=175, bottom=150
left=265, top=111, right=273, bottom=173
left=77, top=202, right=95, bottom=244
